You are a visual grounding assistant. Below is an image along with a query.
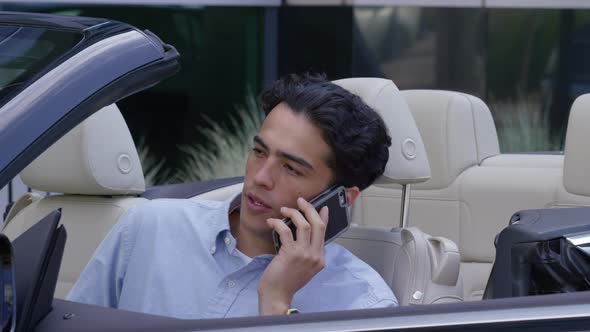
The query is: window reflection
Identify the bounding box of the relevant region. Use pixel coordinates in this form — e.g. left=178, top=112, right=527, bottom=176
left=353, top=6, right=590, bottom=153
left=0, top=26, right=82, bottom=108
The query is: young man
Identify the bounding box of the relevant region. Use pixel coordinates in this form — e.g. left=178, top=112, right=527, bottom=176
left=68, top=74, right=397, bottom=318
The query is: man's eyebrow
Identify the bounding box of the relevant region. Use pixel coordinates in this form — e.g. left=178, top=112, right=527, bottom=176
left=253, top=135, right=269, bottom=150
left=253, top=135, right=314, bottom=171
left=278, top=151, right=315, bottom=171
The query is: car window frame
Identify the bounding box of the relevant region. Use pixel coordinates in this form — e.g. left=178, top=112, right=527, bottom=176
left=0, top=14, right=179, bottom=189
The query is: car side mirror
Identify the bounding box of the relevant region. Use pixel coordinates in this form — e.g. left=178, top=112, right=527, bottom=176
left=0, top=234, right=16, bottom=332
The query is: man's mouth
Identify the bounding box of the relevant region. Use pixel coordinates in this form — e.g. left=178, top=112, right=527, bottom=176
left=246, top=193, right=272, bottom=211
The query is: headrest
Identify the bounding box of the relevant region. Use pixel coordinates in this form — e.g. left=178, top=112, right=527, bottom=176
left=333, top=78, right=431, bottom=185
left=564, top=94, right=590, bottom=196
left=401, top=90, right=500, bottom=190
left=21, top=104, right=146, bottom=195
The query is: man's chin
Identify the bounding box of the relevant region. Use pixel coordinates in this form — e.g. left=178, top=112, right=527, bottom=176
left=239, top=211, right=277, bottom=235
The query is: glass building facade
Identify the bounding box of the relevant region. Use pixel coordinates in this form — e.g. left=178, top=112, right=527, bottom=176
left=1, top=1, right=589, bottom=193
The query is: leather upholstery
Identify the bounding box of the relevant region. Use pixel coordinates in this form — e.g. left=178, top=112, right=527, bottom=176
left=21, top=104, right=145, bottom=195
left=400, top=90, right=499, bottom=190
left=564, top=94, right=590, bottom=196
left=336, top=226, right=462, bottom=305
left=352, top=90, right=582, bottom=301
left=3, top=104, right=148, bottom=298
left=333, top=78, right=431, bottom=185
left=3, top=195, right=147, bottom=298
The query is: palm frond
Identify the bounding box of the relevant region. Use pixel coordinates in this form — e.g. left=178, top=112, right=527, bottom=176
left=175, top=92, right=264, bottom=182
left=491, top=97, right=560, bottom=153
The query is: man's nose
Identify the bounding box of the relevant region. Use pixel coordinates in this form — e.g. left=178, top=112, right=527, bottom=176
left=253, top=158, right=276, bottom=190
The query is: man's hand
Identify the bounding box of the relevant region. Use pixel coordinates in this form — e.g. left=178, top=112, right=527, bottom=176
left=258, top=197, right=329, bottom=316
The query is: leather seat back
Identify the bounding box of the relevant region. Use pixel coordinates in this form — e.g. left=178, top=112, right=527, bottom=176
left=351, top=90, right=500, bottom=300
left=334, top=79, right=458, bottom=304
left=563, top=94, right=590, bottom=198
left=2, top=104, right=148, bottom=298
left=336, top=226, right=462, bottom=305
left=355, top=90, right=590, bottom=302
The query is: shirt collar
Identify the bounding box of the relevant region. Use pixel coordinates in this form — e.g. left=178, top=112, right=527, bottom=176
left=206, top=191, right=241, bottom=254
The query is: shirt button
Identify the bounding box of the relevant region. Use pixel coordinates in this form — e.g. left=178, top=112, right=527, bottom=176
left=227, top=280, right=236, bottom=288
left=210, top=246, right=216, bottom=254
left=224, top=237, right=231, bottom=245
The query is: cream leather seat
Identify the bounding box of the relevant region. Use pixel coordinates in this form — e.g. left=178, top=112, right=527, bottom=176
left=356, top=90, right=590, bottom=302
left=403, top=90, right=501, bottom=301
left=333, top=79, right=462, bottom=305
left=2, top=104, right=148, bottom=298
left=562, top=94, right=590, bottom=201
left=352, top=90, right=501, bottom=300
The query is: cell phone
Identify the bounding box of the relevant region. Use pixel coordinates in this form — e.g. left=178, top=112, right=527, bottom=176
left=272, top=185, right=350, bottom=254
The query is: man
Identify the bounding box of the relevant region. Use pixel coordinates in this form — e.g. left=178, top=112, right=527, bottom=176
left=68, top=73, right=397, bottom=318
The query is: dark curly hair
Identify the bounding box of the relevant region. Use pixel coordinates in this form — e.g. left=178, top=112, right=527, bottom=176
left=259, top=73, right=392, bottom=190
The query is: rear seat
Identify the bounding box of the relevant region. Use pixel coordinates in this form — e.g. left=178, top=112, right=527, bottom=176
left=355, top=90, right=590, bottom=301
left=352, top=90, right=500, bottom=246
left=333, top=79, right=463, bottom=305
left=560, top=94, right=590, bottom=206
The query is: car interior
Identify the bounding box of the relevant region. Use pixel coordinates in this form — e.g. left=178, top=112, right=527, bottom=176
left=3, top=77, right=590, bottom=312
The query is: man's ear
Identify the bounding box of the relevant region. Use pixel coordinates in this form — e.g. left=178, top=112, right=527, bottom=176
left=344, top=186, right=360, bottom=207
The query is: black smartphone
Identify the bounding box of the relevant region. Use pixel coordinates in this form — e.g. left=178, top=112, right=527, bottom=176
left=272, top=185, right=350, bottom=254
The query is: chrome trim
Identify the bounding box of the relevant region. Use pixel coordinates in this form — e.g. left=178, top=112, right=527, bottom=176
left=399, top=183, right=411, bottom=228
left=566, top=231, right=590, bottom=247
left=566, top=231, right=590, bottom=256
left=83, top=21, right=112, bottom=31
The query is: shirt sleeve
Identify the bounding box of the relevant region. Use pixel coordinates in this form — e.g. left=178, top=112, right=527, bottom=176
left=66, top=207, right=138, bottom=308
left=366, top=298, right=398, bottom=308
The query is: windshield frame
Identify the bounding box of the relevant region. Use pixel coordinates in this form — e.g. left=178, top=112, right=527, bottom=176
left=0, top=12, right=179, bottom=189
left=0, top=24, right=85, bottom=108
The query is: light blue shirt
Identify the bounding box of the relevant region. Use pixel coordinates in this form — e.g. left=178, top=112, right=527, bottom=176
left=67, top=193, right=398, bottom=319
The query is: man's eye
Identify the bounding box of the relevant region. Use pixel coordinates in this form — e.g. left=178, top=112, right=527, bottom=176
left=284, top=163, right=301, bottom=176
left=252, top=147, right=264, bottom=157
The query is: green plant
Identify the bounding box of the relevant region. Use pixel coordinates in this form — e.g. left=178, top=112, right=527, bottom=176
left=135, top=136, right=172, bottom=187
left=491, top=96, right=561, bottom=153
left=174, top=92, right=263, bottom=182
left=136, top=92, right=263, bottom=185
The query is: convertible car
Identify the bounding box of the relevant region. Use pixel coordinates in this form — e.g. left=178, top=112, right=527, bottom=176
left=0, top=11, right=589, bottom=332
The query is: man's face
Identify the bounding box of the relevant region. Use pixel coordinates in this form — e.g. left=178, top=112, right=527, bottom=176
left=240, top=102, right=334, bottom=237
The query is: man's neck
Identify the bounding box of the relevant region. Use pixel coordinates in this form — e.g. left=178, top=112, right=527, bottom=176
left=229, top=210, right=275, bottom=258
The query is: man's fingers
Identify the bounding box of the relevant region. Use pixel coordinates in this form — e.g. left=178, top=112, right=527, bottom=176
left=267, top=218, right=294, bottom=247
left=297, top=197, right=328, bottom=250
left=280, top=205, right=311, bottom=245
left=311, top=206, right=328, bottom=250
left=319, top=205, right=329, bottom=225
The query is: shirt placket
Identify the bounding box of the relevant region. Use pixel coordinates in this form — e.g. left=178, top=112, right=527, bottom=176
left=201, top=259, right=267, bottom=318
